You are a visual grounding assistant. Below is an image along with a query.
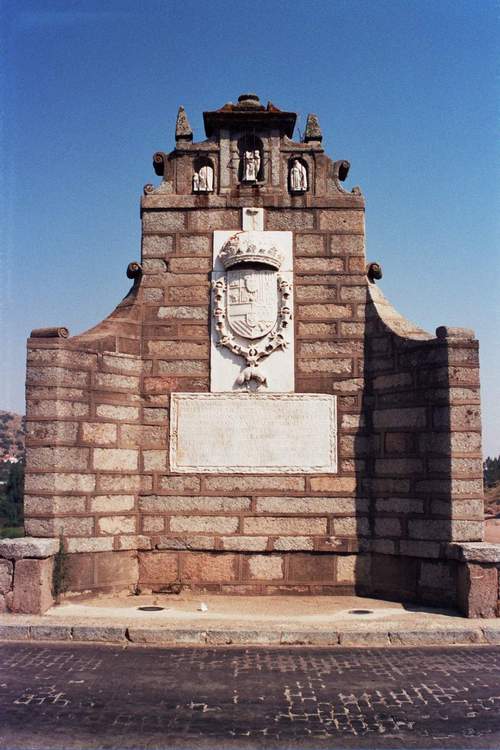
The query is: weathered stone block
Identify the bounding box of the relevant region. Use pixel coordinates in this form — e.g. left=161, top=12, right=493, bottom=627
left=0, top=559, right=13, bottom=594
left=26, top=421, right=78, bottom=443
left=27, top=446, right=89, bottom=471
left=221, top=536, right=268, bottom=552
left=288, top=554, right=334, bottom=582
left=81, top=423, right=117, bottom=445
left=330, top=234, right=365, bottom=254
left=255, top=497, right=363, bottom=514
left=97, top=515, right=136, bottom=535
left=373, top=408, right=427, bottom=429
left=157, top=306, right=208, bottom=322
left=27, top=399, right=90, bottom=418
left=181, top=552, right=238, bottom=582
left=298, top=303, right=351, bottom=320
left=65, top=537, right=113, bottom=553
left=434, top=405, right=481, bottom=430
left=93, top=448, right=138, bottom=471
left=142, top=516, right=165, bottom=533
left=156, top=535, right=215, bottom=551
left=296, top=258, right=345, bottom=275
left=336, top=554, right=371, bottom=584
left=96, top=404, right=140, bottom=421
left=95, top=372, right=140, bottom=390
left=24, top=495, right=87, bottom=514
left=142, top=210, right=186, bottom=231
left=246, top=555, right=284, bottom=580
left=273, top=536, right=314, bottom=551
left=188, top=210, right=239, bottom=231
left=333, top=517, right=369, bottom=536
left=309, top=477, right=357, bottom=493
left=25, top=517, right=94, bottom=537
left=295, top=234, right=326, bottom=256
left=140, top=495, right=249, bottom=513
left=143, top=407, right=169, bottom=424
left=142, top=234, right=174, bottom=257
left=170, top=516, right=239, bottom=533
left=159, top=475, right=201, bottom=493
left=177, top=235, right=211, bottom=255
left=0, top=537, right=59, bottom=560
left=142, top=450, right=167, bottom=471
left=408, top=519, right=483, bottom=542
left=90, top=495, right=135, bottom=513
left=97, top=474, right=149, bottom=492
left=457, top=563, right=498, bottom=618
left=420, top=561, right=455, bottom=589
left=102, top=354, right=143, bottom=374
left=374, top=518, right=402, bottom=537
left=266, top=210, right=314, bottom=230
left=94, top=551, right=138, bottom=587
left=204, top=476, right=305, bottom=493
left=12, top=558, right=54, bottom=615
left=244, top=517, right=326, bottom=535
left=298, top=358, right=352, bottom=374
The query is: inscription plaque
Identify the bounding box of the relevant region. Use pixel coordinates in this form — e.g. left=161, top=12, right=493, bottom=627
left=169, top=393, right=337, bottom=474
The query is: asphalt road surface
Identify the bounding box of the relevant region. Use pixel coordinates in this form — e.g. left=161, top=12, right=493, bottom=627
left=0, top=642, right=499, bottom=749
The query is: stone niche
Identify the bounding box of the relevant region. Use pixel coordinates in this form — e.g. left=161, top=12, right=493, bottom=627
left=5, top=92, right=496, bottom=617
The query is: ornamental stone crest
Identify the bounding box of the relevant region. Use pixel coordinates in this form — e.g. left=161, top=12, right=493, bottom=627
left=212, top=231, right=292, bottom=388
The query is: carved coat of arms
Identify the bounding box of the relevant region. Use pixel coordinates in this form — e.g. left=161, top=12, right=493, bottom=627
left=212, top=231, right=292, bottom=388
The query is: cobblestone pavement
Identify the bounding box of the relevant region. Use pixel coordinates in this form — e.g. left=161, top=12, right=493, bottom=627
left=0, top=643, right=499, bottom=749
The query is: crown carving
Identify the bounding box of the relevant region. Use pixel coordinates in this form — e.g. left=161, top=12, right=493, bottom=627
left=219, top=231, right=284, bottom=271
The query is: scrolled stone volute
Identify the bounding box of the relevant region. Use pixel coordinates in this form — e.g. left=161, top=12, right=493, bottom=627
left=30, top=327, right=69, bottom=339
left=126, top=262, right=143, bottom=280
left=367, top=262, right=383, bottom=282
left=152, top=151, right=167, bottom=177
left=334, top=160, right=350, bottom=182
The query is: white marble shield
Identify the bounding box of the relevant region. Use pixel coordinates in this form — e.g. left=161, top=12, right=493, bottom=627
left=226, top=269, right=278, bottom=340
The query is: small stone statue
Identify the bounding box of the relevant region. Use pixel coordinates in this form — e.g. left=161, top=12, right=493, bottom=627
left=290, top=159, right=307, bottom=192
left=193, top=164, right=214, bottom=193
left=243, top=149, right=261, bottom=182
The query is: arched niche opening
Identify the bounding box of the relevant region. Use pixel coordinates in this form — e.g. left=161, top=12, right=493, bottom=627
left=192, top=156, right=215, bottom=193
left=288, top=157, right=309, bottom=193
left=237, top=135, right=264, bottom=183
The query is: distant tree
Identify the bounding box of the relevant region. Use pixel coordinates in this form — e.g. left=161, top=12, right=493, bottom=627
left=484, top=456, right=500, bottom=488
left=0, top=462, right=24, bottom=527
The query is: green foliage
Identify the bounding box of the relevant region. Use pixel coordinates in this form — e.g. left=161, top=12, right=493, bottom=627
left=52, top=536, right=68, bottom=598
left=0, top=462, right=24, bottom=527
left=0, top=526, right=24, bottom=538
left=484, top=455, right=500, bottom=488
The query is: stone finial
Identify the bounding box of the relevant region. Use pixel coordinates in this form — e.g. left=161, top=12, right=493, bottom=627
left=126, top=262, right=142, bottom=280
left=304, top=113, right=322, bottom=143
left=175, top=106, right=193, bottom=142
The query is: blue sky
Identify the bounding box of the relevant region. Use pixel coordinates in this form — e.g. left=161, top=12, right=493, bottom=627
left=2, top=0, right=499, bottom=455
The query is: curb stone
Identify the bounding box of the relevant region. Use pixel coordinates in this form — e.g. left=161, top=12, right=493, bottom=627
left=31, top=625, right=72, bottom=641
left=389, top=628, right=481, bottom=646
left=0, top=623, right=497, bottom=647
left=206, top=629, right=282, bottom=645
left=72, top=626, right=127, bottom=642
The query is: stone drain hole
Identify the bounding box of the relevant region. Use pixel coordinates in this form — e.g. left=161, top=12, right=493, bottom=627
left=137, top=606, right=165, bottom=612
left=348, top=609, right=374, bottom=615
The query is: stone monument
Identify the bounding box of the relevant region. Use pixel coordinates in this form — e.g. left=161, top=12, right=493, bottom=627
left=1, top=93, right=498, bottom=617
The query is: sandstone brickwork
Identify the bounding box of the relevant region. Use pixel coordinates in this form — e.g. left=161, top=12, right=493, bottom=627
left=12, top=93, right=492, bottom=614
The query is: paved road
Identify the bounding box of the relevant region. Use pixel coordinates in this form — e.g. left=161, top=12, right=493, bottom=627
left=0, top=643, right=499, bottom=749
